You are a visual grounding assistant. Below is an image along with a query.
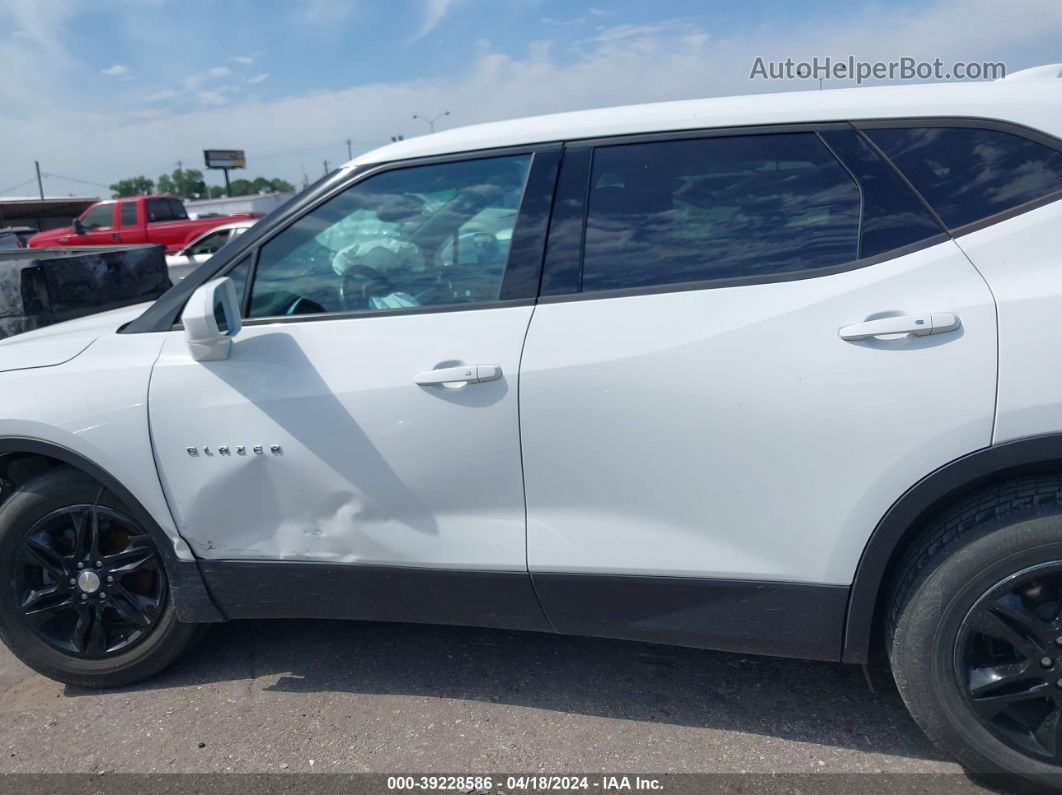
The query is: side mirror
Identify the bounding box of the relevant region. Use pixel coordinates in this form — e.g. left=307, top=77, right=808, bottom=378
left=181, top=278, right=242, bottom=362
left=72, top=218, right=86, bottom=236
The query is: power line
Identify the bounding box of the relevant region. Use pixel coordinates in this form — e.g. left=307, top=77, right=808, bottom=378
left=0, top=176, right=40, bottom=196
left=41, top=172, right=111, bottom=190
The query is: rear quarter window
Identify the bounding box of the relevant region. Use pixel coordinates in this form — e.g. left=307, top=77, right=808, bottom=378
left=864, top=126, right=1062, bottom=229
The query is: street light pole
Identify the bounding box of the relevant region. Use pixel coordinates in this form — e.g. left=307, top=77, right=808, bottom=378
left=412, top=111, right=450, bottom=134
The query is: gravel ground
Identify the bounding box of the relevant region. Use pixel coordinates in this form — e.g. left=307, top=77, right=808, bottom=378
left=0, top=619, right=987, bottom=787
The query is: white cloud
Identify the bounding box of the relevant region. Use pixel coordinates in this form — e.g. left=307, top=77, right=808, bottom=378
left=0, top=0, right=1060, bottom=192
left=230, top=55, right=254, bottom=65
left=246, top=73, right=271, bottom=84
left=413, top=0, right=457, bottom=39
left=144, top=88, right=178, bottom=102
left=184, top=66, right=231, bottom=90
left=101, top=63, right=129, bottom=77
left=197, top=90, right=229, bottom=106
left=2, top=0, right=77, bottom=58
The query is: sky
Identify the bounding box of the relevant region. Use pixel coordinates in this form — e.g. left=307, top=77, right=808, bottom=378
left=1, top=0, right=1060, bottom=198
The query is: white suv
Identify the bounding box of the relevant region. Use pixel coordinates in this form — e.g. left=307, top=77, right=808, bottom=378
left=1, top=66, right=1062, bottom=784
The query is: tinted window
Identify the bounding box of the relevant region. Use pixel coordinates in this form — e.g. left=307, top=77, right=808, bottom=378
left=120, top=203, right=137, bottom=226
left=819, top=129, right=944, bottom=257
left=187, top=229, right=230, bottom=256
left=147, top=199, right=176, bottom=222
left=223, top=255, right=252, bottom=313
left=80, top=204, right=114, bottom=230
left=865, top=126, right=1062, bottom=229
left=581, top=133, right=861, bottom=292
left=248, top=155, right=532, bottom=318
left=169, top=199, right=188, bottom=220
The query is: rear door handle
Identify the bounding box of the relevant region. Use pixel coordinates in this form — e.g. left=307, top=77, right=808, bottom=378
left=839, top=313, right=960, bottom=341
left=415, top=364, right=502, bottom=385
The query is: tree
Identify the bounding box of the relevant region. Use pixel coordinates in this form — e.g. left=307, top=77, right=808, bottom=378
left=223, top=176, right=296, bottom=197
left=157, top=167, right=207, bottom=200
left=109, top=176, right=154, bottom=197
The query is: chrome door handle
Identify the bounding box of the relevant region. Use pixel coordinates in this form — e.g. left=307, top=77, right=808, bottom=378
left=839, top=313, right=960, bottom=341
left=414, top=364, right=502, bottom=385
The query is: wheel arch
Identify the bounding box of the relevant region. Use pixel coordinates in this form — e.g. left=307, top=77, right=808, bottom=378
left=0, top=437, right=225, bottom=623
left=843, top=433, right=1062, bottom=662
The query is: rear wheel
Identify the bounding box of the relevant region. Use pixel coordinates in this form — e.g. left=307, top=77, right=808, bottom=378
left=0, top=468, right=203, bottom=688
left=888, top=476, right=1062, bottom=786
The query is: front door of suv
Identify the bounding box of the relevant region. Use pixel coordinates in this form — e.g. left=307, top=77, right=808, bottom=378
left=519, top=128, right=999, bottom=658
left=148, top=151, right=557, bottom=591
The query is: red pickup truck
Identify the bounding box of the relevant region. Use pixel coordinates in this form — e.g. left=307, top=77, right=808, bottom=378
left=28, top=195, right=257, bottom=254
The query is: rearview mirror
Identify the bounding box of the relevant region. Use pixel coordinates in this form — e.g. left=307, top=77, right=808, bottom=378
left=181, top=277, right=242, bottom=362
left=72, top=218, right=86, bottom=236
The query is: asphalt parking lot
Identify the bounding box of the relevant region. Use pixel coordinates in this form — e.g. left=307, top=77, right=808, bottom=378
left=0, top=618, right=980, bottom=784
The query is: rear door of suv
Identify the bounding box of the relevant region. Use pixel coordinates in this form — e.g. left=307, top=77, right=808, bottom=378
left=858, top=121, right=1062, bottom=447
left=518, top=124, right=999, bottom=658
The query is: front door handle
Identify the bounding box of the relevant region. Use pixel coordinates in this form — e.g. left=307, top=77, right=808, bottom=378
left=839, top=313, right=960, bottom=341
left=415, top=364, right=502, bottom=386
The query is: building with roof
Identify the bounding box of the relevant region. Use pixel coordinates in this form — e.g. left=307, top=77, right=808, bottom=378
left=0, top=196, right=100, bottom=232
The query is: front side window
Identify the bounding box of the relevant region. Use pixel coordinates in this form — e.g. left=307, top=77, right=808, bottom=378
left=80, top=204, right=114, bottom=231
left=247, top=154, right=532, bottom=318
left=865, top=126, right=1062, bottom=229
left=581, top=133, right=861, bottom=292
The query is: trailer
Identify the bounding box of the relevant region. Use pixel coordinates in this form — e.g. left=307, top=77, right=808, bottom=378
left=0, top=244, right=171, bottom=339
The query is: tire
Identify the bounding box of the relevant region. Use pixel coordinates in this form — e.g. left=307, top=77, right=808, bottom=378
left=0, top=467, right=203, bottom=688
left=888, top=474, right=1062, bottom=787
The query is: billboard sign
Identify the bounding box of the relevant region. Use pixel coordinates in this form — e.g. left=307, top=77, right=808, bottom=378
left=203, top=149, right=246, bottom=169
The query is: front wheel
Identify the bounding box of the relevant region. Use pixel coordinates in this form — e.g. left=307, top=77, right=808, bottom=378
left=0, top=468, right=203, bottom=688
left=889, top=476, right=1062, bottom=786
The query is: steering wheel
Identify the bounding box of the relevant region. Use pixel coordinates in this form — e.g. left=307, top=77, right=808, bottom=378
left=339, top=264, right=396, bottom=310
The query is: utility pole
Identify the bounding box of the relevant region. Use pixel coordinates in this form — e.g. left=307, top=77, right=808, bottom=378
left=34, top=161, right=44, bottom=200
left=346, top=139, right=352, bottom=159
left=412, top=111, right=450, bottom=134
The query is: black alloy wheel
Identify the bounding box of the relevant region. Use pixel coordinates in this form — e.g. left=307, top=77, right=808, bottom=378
left=13, top=504, right=166, bottom=658
left=956, top=562, right=1062, bottom=764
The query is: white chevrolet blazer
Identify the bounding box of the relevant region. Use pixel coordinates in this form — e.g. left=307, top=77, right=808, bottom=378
left=1, top=66, right=1061, bottom=783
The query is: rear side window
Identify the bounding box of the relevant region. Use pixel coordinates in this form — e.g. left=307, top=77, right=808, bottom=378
left=864, top=126, right=1062, bottom=229
left=581, top=133, right=861, bottom=292
left=120, top=203, right=137, bottom=226
left=148, top=199, right=173, bottom=222
left=148, top=199, right=187, bottom=222
left=819, top=129, right=944, bottom=257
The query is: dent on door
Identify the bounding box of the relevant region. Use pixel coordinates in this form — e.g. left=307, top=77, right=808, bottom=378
left=147, top=306, right=534, bottom=571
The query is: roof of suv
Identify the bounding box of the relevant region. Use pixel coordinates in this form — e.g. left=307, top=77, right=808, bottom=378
left=350, top=65, right=1062, bottom=168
